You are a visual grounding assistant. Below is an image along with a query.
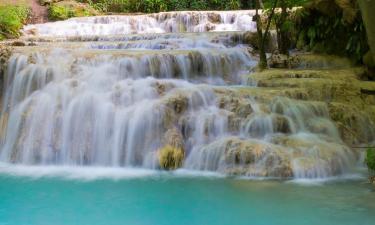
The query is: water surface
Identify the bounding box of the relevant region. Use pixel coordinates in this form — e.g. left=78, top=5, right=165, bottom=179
left=0, top=167, right=374, bottom=225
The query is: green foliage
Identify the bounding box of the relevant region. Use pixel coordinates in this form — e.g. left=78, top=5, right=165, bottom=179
left=78, top=0, right=242, bottom=13
left=48, top=1, right=99, bottom=21
left=366, top=148, right=375, bottom=171
left=0, top=5, right=30, bottom=40
left=48, top=5, right=71, bottom=20
left=263, top=0, right=309, bottom=8
left=143, top=0, right=168, bottom=13
left=295, top=2, right=369, bottom=63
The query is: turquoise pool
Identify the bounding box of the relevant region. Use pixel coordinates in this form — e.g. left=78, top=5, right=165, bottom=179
left=0, top=166, right=374, bottom=225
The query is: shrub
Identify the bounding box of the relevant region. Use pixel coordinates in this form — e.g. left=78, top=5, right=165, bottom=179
left=366, top=148, right=375, bottom=171
left=0, top=5, right=30, bottom=40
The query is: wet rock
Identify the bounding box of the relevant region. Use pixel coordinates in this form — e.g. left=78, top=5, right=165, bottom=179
left=227, top=112, right=241, bottom=132
left=223, top=138, right=293, bottom=177
left=268, top=53, right=289, bottom=68
left=152, top=82, right=167, bottom=95
left=217, top=94, right=253, bottom=118
left=188, top=137, right=293, bottom=177
left=242, top=32, right=258, bottom=48
left=270, top=134, right=354, bottom=178
left=0, top=45, right=13, bottom=78
left=164, top=93, right=188, bottom=114
left=163, top=127, right=184, bottom=150
left=272, top=115, right=292, bottom=134
left=208, top=13, right=221, bottom=23
left=11, top=41, right=26, bottom=47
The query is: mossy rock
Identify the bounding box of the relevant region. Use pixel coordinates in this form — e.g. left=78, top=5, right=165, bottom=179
left=158, top=145, right=184, bottom=170
left=48, top=1, right=99, bottom=21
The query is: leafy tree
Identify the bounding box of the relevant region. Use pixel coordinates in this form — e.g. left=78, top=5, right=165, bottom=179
left=254, top=0, right=278, bottom=69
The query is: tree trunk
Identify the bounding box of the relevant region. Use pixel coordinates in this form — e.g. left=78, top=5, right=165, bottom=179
left=254, top=0, right=278, bottom=70
left=358, top=0, right=375, bottom=63
left=255, top=1, right=267, bottom=69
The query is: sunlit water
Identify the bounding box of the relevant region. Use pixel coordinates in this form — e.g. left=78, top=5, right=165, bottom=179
left=0, top=166, right=374, bottom=225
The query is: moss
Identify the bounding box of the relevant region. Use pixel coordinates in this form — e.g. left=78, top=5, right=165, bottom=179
left=158, top=145, right=184, bottom=170
left=48, top=1, right=99, bottom=21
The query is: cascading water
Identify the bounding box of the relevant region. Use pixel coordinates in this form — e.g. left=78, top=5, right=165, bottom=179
left=22, top=11, right=257, bottom=37
left=0, top=10, right=365, bottom=179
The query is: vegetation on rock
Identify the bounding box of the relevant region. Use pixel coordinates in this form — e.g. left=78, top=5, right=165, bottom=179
left=158, top=145, right=184, bottom=170
left=48, top=1, right=99, bottom=21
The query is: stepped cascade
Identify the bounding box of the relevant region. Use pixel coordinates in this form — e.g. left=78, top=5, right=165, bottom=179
left=1, top=10, right=374, bottom=179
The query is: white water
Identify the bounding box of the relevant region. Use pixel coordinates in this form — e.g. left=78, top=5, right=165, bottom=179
left=23, top=11, right=257, bottom=37
left=0, top=11, right=369, bottom=179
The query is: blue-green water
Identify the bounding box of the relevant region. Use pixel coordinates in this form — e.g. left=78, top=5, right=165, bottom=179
left=0, top=167, right=374, bottom=225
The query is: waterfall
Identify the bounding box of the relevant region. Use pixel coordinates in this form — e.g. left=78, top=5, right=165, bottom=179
left=0, top=10, right=362, bottom=179
left=22, top=11, right=257, bottom=37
